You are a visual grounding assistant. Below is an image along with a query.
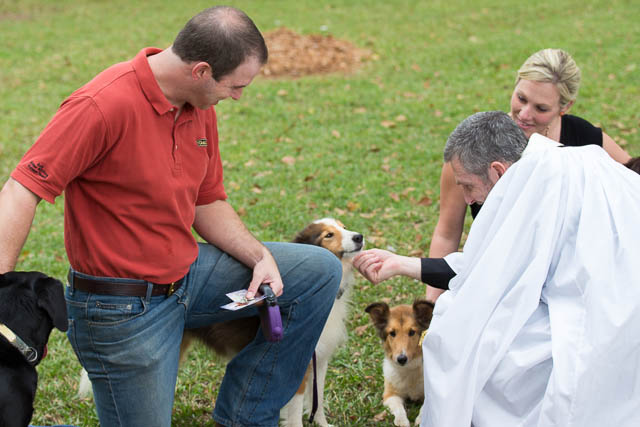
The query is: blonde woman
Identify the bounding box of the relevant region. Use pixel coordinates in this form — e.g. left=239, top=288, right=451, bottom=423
left=427, top=48, right=631, bottom=302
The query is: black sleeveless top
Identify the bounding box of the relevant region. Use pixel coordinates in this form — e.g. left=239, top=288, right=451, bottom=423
left=469, top=114, right=603, bottom=218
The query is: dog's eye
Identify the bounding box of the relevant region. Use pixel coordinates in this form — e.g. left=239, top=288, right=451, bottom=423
left=408, top=330, right=416, bottom=336
left=324, top=233, right=334, bottom=238
left=389, top=330, right=396, bottom=337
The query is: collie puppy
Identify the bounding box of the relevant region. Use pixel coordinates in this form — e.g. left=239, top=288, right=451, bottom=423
left=365, top=300, right=434, bottom=427
left=184, top=218, right=364, bottom=426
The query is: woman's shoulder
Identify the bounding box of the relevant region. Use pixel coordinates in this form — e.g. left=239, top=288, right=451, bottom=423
left=560, top=114, right=603, bottom=147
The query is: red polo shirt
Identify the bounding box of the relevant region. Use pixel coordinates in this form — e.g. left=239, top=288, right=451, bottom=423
left=12, top=48, right=227, bottom=283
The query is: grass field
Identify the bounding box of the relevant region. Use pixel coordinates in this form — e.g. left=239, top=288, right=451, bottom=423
left=1, top=0, right=639, bottom=425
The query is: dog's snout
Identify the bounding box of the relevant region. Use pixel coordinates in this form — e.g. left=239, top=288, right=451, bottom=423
left=352, top=234, right=363, bottom=244
left=397, top=354, right=408, bottom=366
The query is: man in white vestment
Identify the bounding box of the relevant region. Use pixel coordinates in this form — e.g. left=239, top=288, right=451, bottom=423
left=355, top=111, right=640, bottom=426
left=424, top=111, right=640, bottom=427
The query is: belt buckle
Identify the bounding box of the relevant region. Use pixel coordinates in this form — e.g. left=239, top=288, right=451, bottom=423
left=167, top=281, right=176, bottom=296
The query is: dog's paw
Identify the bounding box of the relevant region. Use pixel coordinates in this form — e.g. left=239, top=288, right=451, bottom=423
left=393, top=415, right=411, bottom=427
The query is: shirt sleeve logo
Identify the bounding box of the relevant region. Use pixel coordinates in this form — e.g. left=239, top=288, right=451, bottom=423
left=27, top=161, right=49, bottom=179
left=196, top=138, right=208, bottom=147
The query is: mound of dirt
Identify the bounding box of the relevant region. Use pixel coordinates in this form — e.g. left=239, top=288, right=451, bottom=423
left=260, top=27, right=372, bottom=79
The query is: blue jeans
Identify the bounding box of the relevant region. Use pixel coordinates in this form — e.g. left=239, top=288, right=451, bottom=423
left=65, top=242, right=342, bottom=427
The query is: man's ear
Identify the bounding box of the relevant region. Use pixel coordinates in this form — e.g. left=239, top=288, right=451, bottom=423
left=489, top=161, right=508, bottom=182
left=192, top=62, right=212, bottom=80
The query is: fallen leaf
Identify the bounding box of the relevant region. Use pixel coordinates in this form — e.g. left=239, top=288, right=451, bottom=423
left=401, top=186, right=415, bottom=196
left=417, top=196, right=432, bottom=206
left=281, top=156, right=296, bottom=165
left=381, top=120, right=396, bottom=128
left=332, top=129, right=341, bottom=138
left=389, top=192, right=400, bottom=201
left=355, top=324, right=370, bottom=336
left=347, top=201, right=360, bottom=211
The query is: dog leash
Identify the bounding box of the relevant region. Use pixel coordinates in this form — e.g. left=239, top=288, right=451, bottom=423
left=0, top=323, right=39, bottom=364
left=308, top=351, right=319, bottom=424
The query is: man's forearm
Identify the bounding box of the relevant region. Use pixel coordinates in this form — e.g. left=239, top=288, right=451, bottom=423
left=0, top=178, right=40, bottom=273
left=193, top=199, right=267, bottom=268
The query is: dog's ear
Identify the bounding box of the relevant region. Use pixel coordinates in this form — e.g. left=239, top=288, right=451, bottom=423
left=35, top=275, right=68, bottom=332
left=365, top=302, right=389, bottom=335
left=413, top=299, right=434, bottom=330
left=292, top=223, right=323, bottom=245
left=291, top=224, right=324, bottom=245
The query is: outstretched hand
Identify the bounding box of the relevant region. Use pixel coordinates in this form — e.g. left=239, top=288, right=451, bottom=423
left=353, top=248, right=402, bottom=285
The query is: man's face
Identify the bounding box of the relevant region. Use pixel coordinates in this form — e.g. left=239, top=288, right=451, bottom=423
left=194, top=56, right=262, bottom=109
left=450, top=157, right=496, bottom=205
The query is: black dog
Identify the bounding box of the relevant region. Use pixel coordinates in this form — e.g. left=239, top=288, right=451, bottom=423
left=0, top=271, right=68, bottom=427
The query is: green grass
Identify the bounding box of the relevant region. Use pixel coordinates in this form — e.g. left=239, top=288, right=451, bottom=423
left=1, top=0, right=639, bottom=425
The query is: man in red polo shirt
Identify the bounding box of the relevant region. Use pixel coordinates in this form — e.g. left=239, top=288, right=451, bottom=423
left=0, top=6, right=341, bottom=427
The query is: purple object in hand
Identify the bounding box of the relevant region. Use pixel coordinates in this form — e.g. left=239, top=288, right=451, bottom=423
left=258, top=284, right=283, bottom=342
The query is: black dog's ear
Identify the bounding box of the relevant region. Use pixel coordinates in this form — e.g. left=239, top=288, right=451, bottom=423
left=35, top=276, right=68, bottom=332
left=413, top=299, right=434, bottom=330
left=365, top=302, right=390, bottom=336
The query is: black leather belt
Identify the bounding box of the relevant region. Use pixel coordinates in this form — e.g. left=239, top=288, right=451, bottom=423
left=72, top=276, right=184, bottom=297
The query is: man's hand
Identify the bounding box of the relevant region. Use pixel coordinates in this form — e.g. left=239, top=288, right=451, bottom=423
left=246, top=247, right=284, bottom=299
left=354, top=249, right=399, bottom=284
left=354, top=248, right=422, bottom=285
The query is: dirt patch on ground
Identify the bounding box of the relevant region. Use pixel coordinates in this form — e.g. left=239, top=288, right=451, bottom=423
left=260, top=27, right=372, bottom=79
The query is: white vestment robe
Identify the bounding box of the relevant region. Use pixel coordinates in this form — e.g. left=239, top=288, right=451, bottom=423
left=422, top=136, right=640, bottom=427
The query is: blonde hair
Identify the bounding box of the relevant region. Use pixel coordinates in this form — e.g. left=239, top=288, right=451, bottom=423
left=516, top=48, right=581, bottom=109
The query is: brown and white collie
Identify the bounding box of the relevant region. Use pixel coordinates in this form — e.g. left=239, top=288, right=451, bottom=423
left=185, top=217, right=364, bottom=426
left=365, top=300, right=434, bottom=427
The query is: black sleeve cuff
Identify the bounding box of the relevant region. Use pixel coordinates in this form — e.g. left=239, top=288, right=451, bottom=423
left=420, top=258, right=456, bottom=290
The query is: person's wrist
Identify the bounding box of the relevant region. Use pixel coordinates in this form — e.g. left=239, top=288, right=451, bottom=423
left=398, top=255, right=420, bottom=278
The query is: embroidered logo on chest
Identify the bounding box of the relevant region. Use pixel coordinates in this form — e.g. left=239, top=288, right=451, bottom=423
left=196, top=138, right=208, bottom=147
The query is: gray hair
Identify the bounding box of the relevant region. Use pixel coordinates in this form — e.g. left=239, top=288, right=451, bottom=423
left=444, top=111, right=528, bottom=179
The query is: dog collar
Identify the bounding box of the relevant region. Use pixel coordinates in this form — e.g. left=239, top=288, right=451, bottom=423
left=419, top=329, right=428, bottom=346
left=0, top=323, right=38, bottom=364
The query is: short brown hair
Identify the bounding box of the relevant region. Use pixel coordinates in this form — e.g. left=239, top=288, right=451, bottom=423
left=172, top=6, right=268, bottom=80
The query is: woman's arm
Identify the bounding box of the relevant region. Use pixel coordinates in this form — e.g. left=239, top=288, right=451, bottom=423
left=426, top=162, right=467, bottom=301
left=602, top=131, right=631, bottom=164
